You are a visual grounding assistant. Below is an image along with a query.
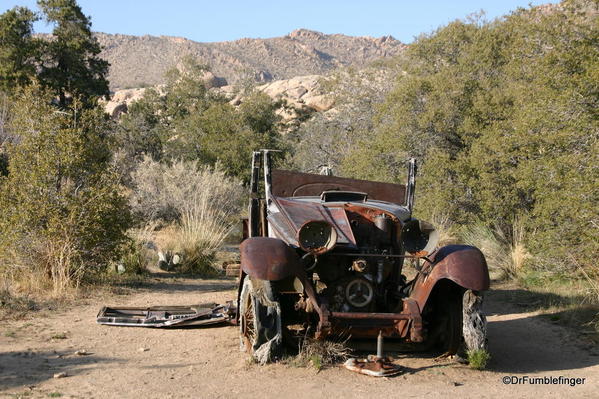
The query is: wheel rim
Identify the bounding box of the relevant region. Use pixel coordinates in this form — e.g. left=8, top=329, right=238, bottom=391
left=241, top=293, right=257, bottom=351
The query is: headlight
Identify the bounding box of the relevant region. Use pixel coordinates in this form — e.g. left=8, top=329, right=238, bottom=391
left=401, top=219, right=439, bottom=256
left=297, top=220, right=337, bottom=255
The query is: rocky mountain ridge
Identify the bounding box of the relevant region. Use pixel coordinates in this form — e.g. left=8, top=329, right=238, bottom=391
left=96, top=29, right=406, bottom=90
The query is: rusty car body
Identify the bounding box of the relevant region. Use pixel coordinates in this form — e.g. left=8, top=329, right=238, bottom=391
left=238, top=150, right=489, bottom=363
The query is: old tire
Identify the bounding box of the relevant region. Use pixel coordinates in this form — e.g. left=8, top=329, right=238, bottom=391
left=462, top=289, right=487, bottom=352
left=239, top=277, right=283, bottom=364
left=436, top=288, right=487, bottom=356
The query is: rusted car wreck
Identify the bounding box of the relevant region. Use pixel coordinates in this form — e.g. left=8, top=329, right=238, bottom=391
left=238, top=150, right=489, bottom=364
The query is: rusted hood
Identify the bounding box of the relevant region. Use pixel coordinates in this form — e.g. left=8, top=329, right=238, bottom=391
left=268, top=197, right=357, bottom=248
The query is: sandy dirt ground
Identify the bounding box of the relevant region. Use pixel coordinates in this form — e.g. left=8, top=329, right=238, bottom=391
left=1, top=276, right=598, bottom=399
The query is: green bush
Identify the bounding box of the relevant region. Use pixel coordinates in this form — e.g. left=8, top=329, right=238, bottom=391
left=340, top=0, right=598, bottom=276
left=467, top=349, right=491, bottom=370
left=118, top=242, right=151, bottom=275
left=0, top=86, right=131, bottom=295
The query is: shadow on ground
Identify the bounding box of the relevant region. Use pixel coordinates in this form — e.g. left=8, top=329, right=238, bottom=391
left=110, top=274, right=237, bottom=294
left=486, top=287, right=590, bottom=316
left=484, top=285, right=599, bottom=374
left=486, top=312, right=599, bottom=373
left=0, top=350, right=117, bottom=391
left=100, top=276, right=598, bottom=376
left=345, top=285, right=599, bottom=375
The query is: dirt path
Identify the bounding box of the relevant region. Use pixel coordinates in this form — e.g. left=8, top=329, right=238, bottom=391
left=1, top=276, right=597, bottom=399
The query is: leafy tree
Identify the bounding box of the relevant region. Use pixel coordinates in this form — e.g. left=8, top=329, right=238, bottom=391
left=287, top=66, right=400, bottom=175
left=342, top=0, right=598, bottom=271
left=37, top=0, right=109, bottom=107
left=117, top=59, right=283, bottom=183
left=114, top=57, right=223, bottom=167
left=0, top=6, right=39, bottom=92
left=172, top=93, right=281, bottom=181
left=114, top=95, right=164, bottom=161
left=161, top=56, right=215, bottom=120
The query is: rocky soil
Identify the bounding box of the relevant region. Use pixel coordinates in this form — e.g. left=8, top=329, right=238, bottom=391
left=1, top=276, right=597, bottom=398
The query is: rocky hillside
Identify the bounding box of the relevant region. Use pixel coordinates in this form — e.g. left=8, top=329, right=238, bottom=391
left=104, top=74, right=336, bottom=121
left=96, top=29, right=406, bottom=90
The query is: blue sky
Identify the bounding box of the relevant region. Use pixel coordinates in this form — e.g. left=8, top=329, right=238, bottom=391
left=6, top=0, right=559, bottom=43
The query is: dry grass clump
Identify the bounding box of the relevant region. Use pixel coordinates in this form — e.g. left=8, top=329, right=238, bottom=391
left=509, top=220, right=530, bottom=275
left=428, top=211, right=459, bottom=247
left=573, top=259, right=599, bottom=305
left=288, top=338, right=351, bottom=370
left=0, top=279, right=37, bottom=319
left=161, top=188, right=240, bottom=275
left=42, top=238, right=85, bottom=296
left=460, top=218, right=530, bottom=279
left=573, top=257, right=599, bottom=333
left=0, top=234, right=86, bottom=299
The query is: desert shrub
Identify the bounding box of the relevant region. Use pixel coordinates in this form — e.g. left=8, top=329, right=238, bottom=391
left=115, top=58, right=284, bottom=183
left=467, top=349, right=491, bottom=370
left=130, top=157, right=244, bottom=274
left=118, top=245, right=148, bottom=275
left=0, top=86, right=131, bottom=296
left=164, top=94, right=284, bottom=183
left=287, top=65, right=400, bottom=175
left=571, top=258, right=599, bottom=306
left=130, top=157, right=243, bottom=223
left=117, top=226, right=157, bottom=275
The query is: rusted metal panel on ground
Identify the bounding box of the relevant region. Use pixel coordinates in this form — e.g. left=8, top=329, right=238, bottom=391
left=96, top=302, right=236, bottom=328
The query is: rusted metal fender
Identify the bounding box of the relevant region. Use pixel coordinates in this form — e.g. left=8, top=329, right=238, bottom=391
left=240, top=237, right=302, bottom=281
left=410, top=245, right=490, bottom=311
